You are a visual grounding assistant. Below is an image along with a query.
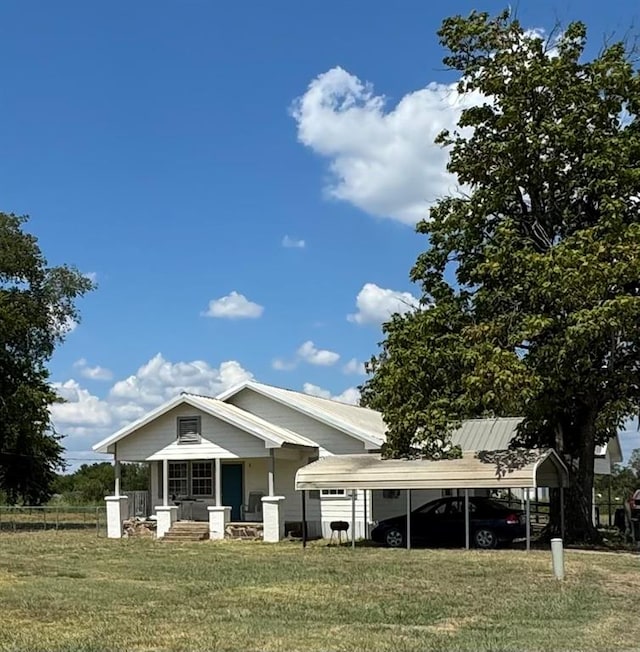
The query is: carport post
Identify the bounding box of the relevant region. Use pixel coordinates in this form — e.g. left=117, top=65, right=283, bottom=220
left=560, top=486, right=565, bottom=540
left=406, top=490, right=411, bottom=551
left=301, top=490, right=307, bottom=549
left=351, top=490, right=356, bottom=549
left=525, top=491, right=531, bottom=552
left=464, top=489, right=470, bottom=550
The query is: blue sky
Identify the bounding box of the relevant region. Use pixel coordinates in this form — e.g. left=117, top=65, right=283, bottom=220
left=1, top=1, right=639, bottom=463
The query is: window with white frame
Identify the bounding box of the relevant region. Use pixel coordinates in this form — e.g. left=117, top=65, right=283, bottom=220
left=191, top=461, right=213, bottom=496
left=168, top=462, right=188, bottom=496
left=320, top=489, right=346, bottom=497
left=177, top=416, right=201, bottom=444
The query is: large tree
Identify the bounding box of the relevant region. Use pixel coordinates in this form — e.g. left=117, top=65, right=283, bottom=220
left=361, top=11, right=640, bottom=542
left=0, top=213, right=93, bottom=504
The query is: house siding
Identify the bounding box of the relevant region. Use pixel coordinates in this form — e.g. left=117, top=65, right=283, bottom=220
left=115, top=404, right=271, bottom=462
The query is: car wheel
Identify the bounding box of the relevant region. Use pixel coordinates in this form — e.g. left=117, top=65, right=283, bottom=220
left=385, top=528, right=405, bottom=548
left=474, top=528, right=497, bottom=549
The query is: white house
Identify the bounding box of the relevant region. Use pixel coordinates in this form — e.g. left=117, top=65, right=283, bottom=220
left=92, top=380, right=622, bottom=540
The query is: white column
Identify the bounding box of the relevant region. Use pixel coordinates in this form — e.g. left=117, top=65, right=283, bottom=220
left=261, top=495, right=285, bottom=542
left=114, top=460, right=121, bottom=498
left=156, top=505, right=178, bottom=538
left=208, top=505, right=231, bottom=540
left=105, top=495, right=128, bottom=538
left=162, top=459, right=169, bottom=507
left=215, top=458, right=222, bottom=507
left=268, top=449, right=275, bottom=496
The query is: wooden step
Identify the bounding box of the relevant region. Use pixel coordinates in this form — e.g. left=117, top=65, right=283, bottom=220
left=162, top=521, right=209, bottom=542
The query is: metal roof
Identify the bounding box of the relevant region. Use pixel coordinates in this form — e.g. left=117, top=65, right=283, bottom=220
left=295, top=449, right=568, bottom=491
left=450, top=418, right=524, bottom=451
left=217, top=381, right=386, bottom=448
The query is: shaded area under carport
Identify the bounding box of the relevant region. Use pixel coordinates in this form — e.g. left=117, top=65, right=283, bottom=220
left=295, top=448, right=569, bottom=550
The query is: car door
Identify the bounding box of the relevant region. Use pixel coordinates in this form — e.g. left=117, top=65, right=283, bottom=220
left=439, top=498, right=467, bottom=545
left=412, top=499, right=450, bottom=545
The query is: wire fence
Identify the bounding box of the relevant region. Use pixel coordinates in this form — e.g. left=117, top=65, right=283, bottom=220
left=0, top=506, right=107, bottom=536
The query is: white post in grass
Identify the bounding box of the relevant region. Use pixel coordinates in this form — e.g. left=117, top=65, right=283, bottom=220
left=464, top=489, right=470, bottom=550
left=551, top=538, right=565, bottom=580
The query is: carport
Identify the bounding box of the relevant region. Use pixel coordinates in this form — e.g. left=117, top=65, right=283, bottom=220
left=295, top=448, right=568, bottom=551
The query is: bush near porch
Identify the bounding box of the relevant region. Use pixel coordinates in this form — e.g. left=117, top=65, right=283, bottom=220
left=0, top=531, right=637, bottom=652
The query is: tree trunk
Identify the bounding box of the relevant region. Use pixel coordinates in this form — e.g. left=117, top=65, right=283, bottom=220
left=548, top=409, right=600, bottom=543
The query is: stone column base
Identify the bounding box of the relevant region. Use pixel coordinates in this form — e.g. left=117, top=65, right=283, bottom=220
left=261, top=496, right=286, bottom=542
left=208, top=506, right=232, bottom=540
left=156, top=505, right=179, bottom=538
left=105, top=495, right=129, bottom=539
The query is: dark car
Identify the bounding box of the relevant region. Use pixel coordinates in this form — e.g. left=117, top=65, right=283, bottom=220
left=371, top=496, right=527, bottom=549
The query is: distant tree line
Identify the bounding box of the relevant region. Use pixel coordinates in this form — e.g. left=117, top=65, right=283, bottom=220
left=51, top=463, right=149, bottom=505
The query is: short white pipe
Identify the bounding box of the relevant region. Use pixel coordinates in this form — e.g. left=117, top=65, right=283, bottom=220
left=551, top=538, right=565, bottom=580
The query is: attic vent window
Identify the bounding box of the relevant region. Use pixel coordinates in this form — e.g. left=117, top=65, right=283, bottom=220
left=177, top=416, right=201, bottom=444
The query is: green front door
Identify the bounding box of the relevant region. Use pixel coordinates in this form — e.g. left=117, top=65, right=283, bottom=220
left=221, top=463, right=243, bottom=521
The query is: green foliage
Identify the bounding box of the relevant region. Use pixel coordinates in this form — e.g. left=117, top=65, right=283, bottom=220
left=52, top=463, right=150, bottom=504
left=361, top=11, right=640, bottom=540
left=0, top=213, right=94, bottom=504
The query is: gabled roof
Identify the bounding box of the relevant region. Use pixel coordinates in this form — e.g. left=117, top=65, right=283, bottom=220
left=217, top=381, right=386, bottom=449
left=92, top=392, right=317, bottom=454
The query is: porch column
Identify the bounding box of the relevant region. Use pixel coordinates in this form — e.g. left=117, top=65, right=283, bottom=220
left=215, top=458, right=222, bottom=507
left=156, top=505, right=178, bottom=538
left=262, top=495, right=285, bottom=542
left=268, top=449, right=275, bottom=496
left=208, top=505, right=231, bottom=540
left=105, top=495, right=128, bottom=538
left=114, top=460, right=121, bottom=498
left=162, top=459, right=169, bottom=507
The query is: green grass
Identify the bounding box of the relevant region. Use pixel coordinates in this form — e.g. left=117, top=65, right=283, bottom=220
left=0, top=531, right=638, bottom=651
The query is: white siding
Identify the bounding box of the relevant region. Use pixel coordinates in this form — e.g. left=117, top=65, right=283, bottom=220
left=319, top=490, right=368, bottom=540
left=228, top=389, right=367, bottom=455
left=115, top=404, right=271, bottom=461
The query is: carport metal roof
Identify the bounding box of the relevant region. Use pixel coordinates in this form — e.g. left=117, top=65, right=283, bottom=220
left=295, top=448, right=568, bottom=491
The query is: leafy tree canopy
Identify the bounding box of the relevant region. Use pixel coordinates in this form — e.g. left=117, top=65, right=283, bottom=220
left=0, top=213, right=93, bottom=504
left=361, top=11, right=640, bottom=541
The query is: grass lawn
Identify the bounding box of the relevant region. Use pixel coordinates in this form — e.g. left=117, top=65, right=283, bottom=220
left=0, top=532, right=638, bottom=652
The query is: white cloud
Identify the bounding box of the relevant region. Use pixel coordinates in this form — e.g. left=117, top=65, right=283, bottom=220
left=303, top=382, right=360, bottom=405
left=292, top=66, right=480, bottom=224
left=343, top=358, right=366, bottom=376
left=272, top=358, right=297, bottom=371
left=202, top=292, right=264, bottom=319
left=297, top=340, right=340, bottom=366
left=348, top=282, right=419, bottom=325
left=73, top=358, right=113, bottom=381
left=282, top=235, right=306, bottom=249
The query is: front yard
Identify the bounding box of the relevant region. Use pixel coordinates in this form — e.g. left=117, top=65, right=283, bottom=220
left=0, top=531, right=638, bottom=651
